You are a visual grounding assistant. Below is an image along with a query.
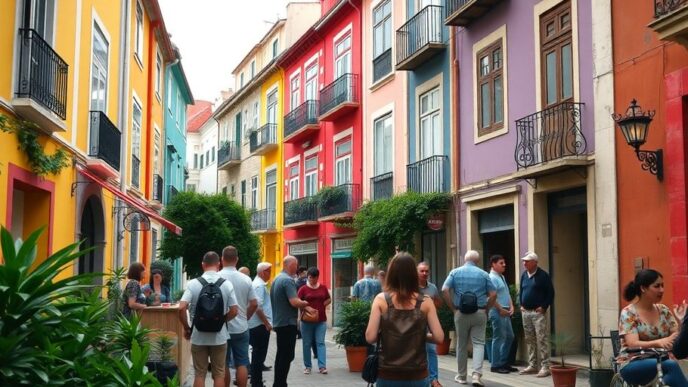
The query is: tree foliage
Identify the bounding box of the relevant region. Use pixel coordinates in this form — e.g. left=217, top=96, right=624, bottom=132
left=352, top=192, right=451, bottom=267
left=160, top=192, right=260, bottom=278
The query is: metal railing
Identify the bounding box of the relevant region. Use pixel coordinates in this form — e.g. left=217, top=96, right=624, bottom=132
left=407, top=155, right=449, bottom=193
left=249, top=123, right=277, bottom=153
left=514, top=102, right=586, bottom=169
left=445, top=0, right=473, bottom=19
left=319, top=73, right=359, bottom=117
left=396, top=6, right=443, bottom=65
left=284, top=100, right=319, bottom=138
left=371, top=172, right=393, bottom=200
left=168, top=185, right=179, bottom=201
left=655, top=0, right=687, bottom=17
left=16, top=28, right=68, bottom=119
left=153, top=174, right=163, bottom=202
left=284, top=197, right=318, bottom=225
left=218, top=141, right=240, bottom=165
left=88, top=111, right=121, bottom=171
left=373, top=49, right=392, bottom=83
left=318, top=183, right=361, bottom=218
left=131, top=155, right=140, bottom=189
left=251, top=208, right=277, bottom=231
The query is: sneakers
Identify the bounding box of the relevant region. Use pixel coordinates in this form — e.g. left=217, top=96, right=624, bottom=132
left=303, top=368, right=311, bottom=375
left=507, top=366, right=519, bottom=372
left=537, top=368, right=551, bottom=378
left=471, top=373, right=484, bottom=387
left=318, top=368, right=328, bottom=374
left=454, top=375, right=467, bottom=384
left=518, top=366, right=538, bottom=375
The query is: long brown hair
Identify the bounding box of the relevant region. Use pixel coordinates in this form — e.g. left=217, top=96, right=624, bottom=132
left=384, top=252, right=419, bottom=303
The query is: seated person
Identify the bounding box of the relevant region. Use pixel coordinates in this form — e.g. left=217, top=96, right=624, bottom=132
left=141, top=269, right=171, bottom=306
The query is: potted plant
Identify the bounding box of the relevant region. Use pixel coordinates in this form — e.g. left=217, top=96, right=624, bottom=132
left=550, top=332, right=578, bottom=387
left=315, top=185, right=347, bottom=213
left=589, top=327, right=614, bottom=387
left=146, top=334, right=178, bottom=384
left=436, top=303, right=454, bottom=355
left=333, top=300, right=371, bottom=372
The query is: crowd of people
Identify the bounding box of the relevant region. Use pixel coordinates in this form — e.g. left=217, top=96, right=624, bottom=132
left=122, top=246, right=688, bottom=387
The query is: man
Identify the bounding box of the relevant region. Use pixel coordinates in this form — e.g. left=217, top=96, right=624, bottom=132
left=178, top=251, right=239, bottom=387
left=418, top=262, right=442, bottom=387
left=442, top=250, right=496, bottom=387
left=295, top=266, right=308, bottom=290
left=270, top=255, right=309, bottom=387
left=488, top=255, right=516, bottom=374
left=518, top=251, right=554, bottom=378
left=219, top=246, right=258, bottom=387
left=377, top=270, right=386, bottom=286
left=239, top=266, right=251, bottom=276
left=351, top=265, right=382, bottom=302
left=248, top=262, right=273, bottom=387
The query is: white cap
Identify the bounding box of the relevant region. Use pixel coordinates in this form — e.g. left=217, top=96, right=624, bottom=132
left=521, top=251, right=538, bottom=261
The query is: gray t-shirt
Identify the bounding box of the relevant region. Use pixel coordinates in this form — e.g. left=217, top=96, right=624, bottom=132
left=419, top=281, right=439, bottom=301
left=270, top=271, right=298, bottom=328
left=181, top=270, right=238, bottom=346
left=219, top=267, right=257, bottom=334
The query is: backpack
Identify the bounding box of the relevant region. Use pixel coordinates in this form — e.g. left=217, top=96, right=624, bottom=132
left=192, top=277, right=226, bottom=332
left=457, top=291, right=478, bottom=314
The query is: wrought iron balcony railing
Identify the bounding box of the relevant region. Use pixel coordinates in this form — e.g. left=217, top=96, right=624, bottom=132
left=396, top=5, right=444, bottom=69
left=168, top=185, right=179, bottom=201
left=655, top=0, right=687, bottom=18
left=218, top=141, right=240, bottom=167
left=251, top=208, right=277, bottom=231
left=319, top=73, right=359, bottom=119
left=514, top=102, right=586, bottom=169
left=373, top=49, right=392, bottom=83
left=284, top=197, right=318, bottom=226
left=445, top=0, right=503, bottom=26
left=371, top=172, right=393, bottom=201
left=153, top=174, right=163, bottom=202
left=88, top=111, right=121, bottom=171
left=131, top=155, right=140, bottom=189
left=249, top=123, right=277, bottom=154
left=16, top=28, right=68, bottom=119
left=407, top=155, right=449, bottom=193
left=284, top=100, right=319, bottom=140
left=318, top=183, right=361, bottom=219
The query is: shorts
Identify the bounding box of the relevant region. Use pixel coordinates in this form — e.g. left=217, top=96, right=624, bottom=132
left=191, top=343, right=227, bottom=379
left=227, top=330, right=250, bottom=367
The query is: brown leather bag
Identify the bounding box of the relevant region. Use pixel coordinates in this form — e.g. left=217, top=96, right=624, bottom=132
left=378, top=293, right=428, bottom=380
left=301, top=308, right=319, bottom=323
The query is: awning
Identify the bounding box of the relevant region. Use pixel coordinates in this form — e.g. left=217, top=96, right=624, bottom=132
left=331, top=251, right=352, bottom=259
left=77, top=165, right=182, bottom=236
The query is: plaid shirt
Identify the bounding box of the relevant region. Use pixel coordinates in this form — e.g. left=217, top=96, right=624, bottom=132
left=442, top=261, right=495, bottom=308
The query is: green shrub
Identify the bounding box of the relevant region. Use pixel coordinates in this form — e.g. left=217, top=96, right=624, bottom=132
left=333, top=300, right=372, bottom=347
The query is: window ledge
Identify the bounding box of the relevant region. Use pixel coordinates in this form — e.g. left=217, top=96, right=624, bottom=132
left=474, top=126, right=508, bottom=144
left=370, top=72, right=395, bottom=92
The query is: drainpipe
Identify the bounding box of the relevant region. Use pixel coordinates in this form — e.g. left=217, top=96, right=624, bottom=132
left=115, top=0, right=132, bottom=269
left=450, top=26, right=461, bottom=266
left=142, top=20, right=159, bottom=270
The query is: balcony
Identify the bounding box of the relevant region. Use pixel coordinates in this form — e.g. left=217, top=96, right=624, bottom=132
left=86, top=110, right=121, bottom=179
left=514, top=102, right=590, bottom=179
left=373, top=49, right=393, bottom=83
left=218, top=141, right=241, bottom=170
left=249, top=123, right=278, bottom=155
left=153, top=174, right=163, bottom=203
left=319, top=73, right=359, bottom=121
left=250, top=208, right=277, bottom=233
left=13, top=28, right=69, bottom=132
left=371, top=172, right=393, bottom=201
left=649, top=0, right=688, bottom=48
left=407, top=155, right=449, bottom=193
left=284, top=197, right=319, bottom=228
left=445, top=0, right=504, bottom=27
left=396, top=6, right=446, bottom=71
left=168, top=185, right=179, bottom=201
left=284, top=100, right=319, bottom=143
left=317, top=183, right=361, bottom=222
left=131, top=155, right=140, bottom=190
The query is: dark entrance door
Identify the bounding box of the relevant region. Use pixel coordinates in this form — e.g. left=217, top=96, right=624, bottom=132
left=479, top=205, right=516, bottom=285
left=79, top=196, right=104, bottom=285
left=422, top=230, right=447, bottom=286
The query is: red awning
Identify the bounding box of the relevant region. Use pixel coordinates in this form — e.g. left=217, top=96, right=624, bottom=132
left=77, top=165, right=182, bottom=236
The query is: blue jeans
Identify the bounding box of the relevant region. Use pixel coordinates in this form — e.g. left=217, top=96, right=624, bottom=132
left=426, top=342, right=438, bottom=382
left=376, top=378, right=427, bottom=387
left=620, top=358, right=688, bottom=386
left=489, top=309, right=514, bottom=368
left=301, top=321, right=326, bottom=369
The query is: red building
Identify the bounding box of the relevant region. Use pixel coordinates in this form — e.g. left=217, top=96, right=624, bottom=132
left=278, top=0, right=362, bottom=325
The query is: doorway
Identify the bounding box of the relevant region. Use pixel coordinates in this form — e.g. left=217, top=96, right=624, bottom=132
left=422, top=230, right=447, bottom=286
left=79, top=195, right=105, bottom=285
left=478, top=205, right=516, bottom=285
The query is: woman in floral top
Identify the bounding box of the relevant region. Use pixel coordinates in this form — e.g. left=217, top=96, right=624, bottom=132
left=122, top=262, right=147, bottom=318
left=617, top=269, right=688, bottom=386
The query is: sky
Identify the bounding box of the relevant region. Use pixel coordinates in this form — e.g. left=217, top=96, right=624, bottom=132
left=159, top=0, right=295, bottom=102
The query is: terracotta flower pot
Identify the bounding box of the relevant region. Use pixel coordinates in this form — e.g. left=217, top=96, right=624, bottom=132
left=551, top=365, right=578, bottom=387
left=345, top=346, right=368, bottom=372
left=436, top=337, right=451, bottom=355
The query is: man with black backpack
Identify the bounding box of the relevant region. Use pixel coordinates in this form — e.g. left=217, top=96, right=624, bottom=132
left=442, top=250, right=496, bottom=387
left=179, top=251, right=239, bottom=387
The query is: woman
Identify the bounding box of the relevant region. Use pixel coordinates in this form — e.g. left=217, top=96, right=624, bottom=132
left=365, top=252, right=444, bottom=387
left=617, top=269, right=688, bottom=386
left=122, top=262, right=147, bottom=318
left=297, top=267, right=331, bottom=375
left=141, top=269, right=170, bottom=306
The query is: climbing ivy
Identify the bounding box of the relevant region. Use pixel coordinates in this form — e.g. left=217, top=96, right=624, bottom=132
left=0, top=114, right=70, bottom=176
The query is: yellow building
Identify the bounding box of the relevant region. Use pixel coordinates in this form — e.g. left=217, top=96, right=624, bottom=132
left=0, top=0, right=181, bottom=279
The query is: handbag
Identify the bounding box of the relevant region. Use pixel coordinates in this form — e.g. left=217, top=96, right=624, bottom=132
left=361, top=335, right=380, bottom=385
left=301, top=308, right=319, bottom=323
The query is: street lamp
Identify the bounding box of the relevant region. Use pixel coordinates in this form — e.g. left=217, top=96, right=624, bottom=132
left=612, top=99, right=663, bottom=181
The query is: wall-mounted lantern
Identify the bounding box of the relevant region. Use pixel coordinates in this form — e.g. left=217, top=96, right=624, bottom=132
left=612, top=99, right=663, bottom=181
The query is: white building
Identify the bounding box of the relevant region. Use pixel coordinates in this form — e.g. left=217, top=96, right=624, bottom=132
left=185, top=100, right=217, bottom=194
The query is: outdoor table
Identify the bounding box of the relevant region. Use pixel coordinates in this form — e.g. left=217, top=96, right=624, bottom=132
left=140, top=304, right=190, bottom=384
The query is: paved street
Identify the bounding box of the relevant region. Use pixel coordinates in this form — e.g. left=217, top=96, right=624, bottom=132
left=186, top=329, right=592, bottom=387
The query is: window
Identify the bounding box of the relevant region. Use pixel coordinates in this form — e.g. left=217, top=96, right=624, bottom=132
left=250, top=60, right=256, bottom=78
left=135, top=1, right=143, bottom=61
left=153, top=129, right=160, bottom=175
left=540, top=0, right=573, bottom=107
left=372, top=0, right=392, bottom=81
left=419, top=87, right=441, bottom=159
left=155, top=50, right=162, bottom=97
left=240, top=72, right=245, bottom=88
left=305, top=64, right=318, bottom=101
left=230, top=184, right=236, bottom=199
left=186, top=183, right=196, bottom=192
left=132, top=99, right=142, bottom=158
left=253, top=101, right=259, bottom=129
left=222, top=186, right=227, bottom=195
left=290, top=75, right=300, bottom=111
left=374, top=113, right=393, bottom=175
left=130, top=226, right=139, bottom=262
left=151, top=229, right=158, bottom=259
left=90, top=22, right=109, bottom=113
left=200, top=154, right=204, bottom=169
left=305, top=156, right=318, bottom=197
left=167, top=77, right=172, bottom=110
left=289, top=163, right=299, bottom=200
left=335, top=34, right=352, bottom=78
left=241, top=180, right=247, bottom=208
left=211, top=146, right=215, bottom=162
left=267, top=90, right=278, bottom=125
left=335, top=139, right=352, bottom=185
left=206, top=150, right=210, bottom=165
left=265, top=170, right=277, bottom=211
left=22, top=0, right=56, bottom=44
left=193, top=153, right=198, bottom=169
left=251, top=176, right=259, bottom=209
left=176, top=90, right=181, bottom=125
left=272, top=39, right=279, bottom=58
left=477, top=40, right=504, bottom=136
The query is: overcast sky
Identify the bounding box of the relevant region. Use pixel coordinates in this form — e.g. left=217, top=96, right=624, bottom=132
left=159, top=0, right=294, bottom=102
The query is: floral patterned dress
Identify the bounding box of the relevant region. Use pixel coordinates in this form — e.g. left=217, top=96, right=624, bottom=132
left=617, top=303, right=678, bottom=367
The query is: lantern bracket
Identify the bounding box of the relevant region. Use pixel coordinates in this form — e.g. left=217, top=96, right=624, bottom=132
left=636, top=149, right=663, bottom=181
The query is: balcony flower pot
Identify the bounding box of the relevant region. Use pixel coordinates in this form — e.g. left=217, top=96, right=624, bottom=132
left=316, top=185, right=347, bottom=213
left=333, top=300, right=371, bottom=372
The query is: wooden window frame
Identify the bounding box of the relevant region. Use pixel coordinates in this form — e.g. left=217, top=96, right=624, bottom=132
left=476, top=39, right=504, bottom=137
left=540, top=0, right=573, bottom=108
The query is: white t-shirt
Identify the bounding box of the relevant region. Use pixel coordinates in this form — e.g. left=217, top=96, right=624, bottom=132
left=219, top=266, right=257, bottom=334
left=181, top=270, right=237, bottom=345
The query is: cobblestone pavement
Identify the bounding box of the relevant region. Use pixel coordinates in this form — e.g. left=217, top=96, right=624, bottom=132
left=188, top=329, right=592, bottom=387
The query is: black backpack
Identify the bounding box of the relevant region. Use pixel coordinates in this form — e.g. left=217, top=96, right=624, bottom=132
left=457, top=291, right=478, bottom=314
left=192, top=277, right=226, bottom=332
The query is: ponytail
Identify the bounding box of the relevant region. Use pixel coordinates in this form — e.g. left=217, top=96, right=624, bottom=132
left=623, top=269, right=663, bottom=302
left=623, top=280, right=638, bottom=302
